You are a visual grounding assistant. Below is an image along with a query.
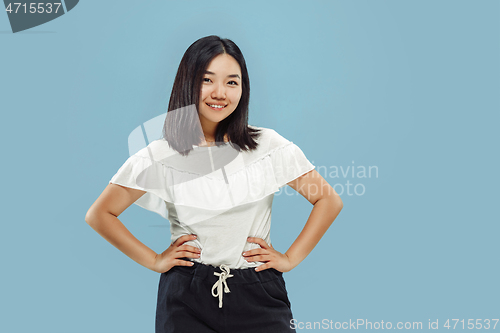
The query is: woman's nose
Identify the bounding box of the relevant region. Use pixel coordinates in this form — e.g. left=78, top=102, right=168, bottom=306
left=211, top=83, right=226, bottom=99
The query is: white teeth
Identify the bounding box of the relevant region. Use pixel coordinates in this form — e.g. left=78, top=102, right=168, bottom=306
left=208, top=103, right=226, bottom=109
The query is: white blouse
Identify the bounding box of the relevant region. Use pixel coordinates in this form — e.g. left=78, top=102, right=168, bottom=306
left=109, top=125, right=315, bottom=269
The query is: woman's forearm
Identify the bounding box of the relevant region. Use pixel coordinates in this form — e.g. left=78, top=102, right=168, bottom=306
left=285, top=195, right=343, bottom=269
left=86, top=211, right=158, bottom=272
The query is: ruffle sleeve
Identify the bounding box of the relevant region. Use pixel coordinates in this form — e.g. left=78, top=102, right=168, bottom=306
left=109, top=146, right=172, bottom=220
left=269, top=141, right=316, bottom=189
left=266, top=129, right=316, bottom=188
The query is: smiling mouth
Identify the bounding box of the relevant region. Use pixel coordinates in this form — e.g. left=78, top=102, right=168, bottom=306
left=206, top=103, right=228, bottom=110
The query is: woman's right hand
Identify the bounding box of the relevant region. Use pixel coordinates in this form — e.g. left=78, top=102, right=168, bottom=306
left=152, top=234, right=201, bottom=273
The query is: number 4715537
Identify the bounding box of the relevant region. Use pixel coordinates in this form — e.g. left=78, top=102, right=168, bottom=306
left=5, top=2, right=62, bottom=14
left=444, top=319, right=499, bottom=330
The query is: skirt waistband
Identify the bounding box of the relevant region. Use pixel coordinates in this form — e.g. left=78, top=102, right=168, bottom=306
left=167, top=259, right=283, bottom=285
left=166, top=260, right=284, bottom=309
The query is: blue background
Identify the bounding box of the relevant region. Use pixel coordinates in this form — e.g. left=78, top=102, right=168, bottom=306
left=1, top=1, right=498, bottom=332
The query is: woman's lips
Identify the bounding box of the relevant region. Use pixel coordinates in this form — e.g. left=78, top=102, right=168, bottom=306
left=206, top=103, right=227, bottom=111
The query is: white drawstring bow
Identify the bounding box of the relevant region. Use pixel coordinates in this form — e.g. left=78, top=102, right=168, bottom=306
left=211, top=264, right=234, bottom=308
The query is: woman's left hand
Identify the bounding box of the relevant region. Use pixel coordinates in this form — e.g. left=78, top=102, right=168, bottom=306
left=243, top=237, right=293, bottom=273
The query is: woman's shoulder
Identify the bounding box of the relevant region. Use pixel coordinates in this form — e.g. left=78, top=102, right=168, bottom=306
left=131, top=138, right=177, bottom=161
left=248, top=125, right=291, bottom=149
left=248, top=125, right=289, bottom=142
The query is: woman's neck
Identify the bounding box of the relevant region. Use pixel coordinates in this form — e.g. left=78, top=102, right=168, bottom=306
left=199, top=115, right=230, bottom=145
left=198, top=134, right=229, bottom=147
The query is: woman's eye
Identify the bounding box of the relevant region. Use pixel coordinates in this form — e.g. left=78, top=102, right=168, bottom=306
left=203, top=78, right=238, bottom=85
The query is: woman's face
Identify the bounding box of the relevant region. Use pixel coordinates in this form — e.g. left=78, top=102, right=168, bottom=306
left=198, top=54, right=242, bottom=129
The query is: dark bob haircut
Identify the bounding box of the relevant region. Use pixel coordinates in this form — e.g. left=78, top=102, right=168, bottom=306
left=162, top=35, right=261, bottom=156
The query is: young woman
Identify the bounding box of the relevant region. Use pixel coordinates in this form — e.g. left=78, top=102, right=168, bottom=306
left=86, top=35, right=343, bottom=333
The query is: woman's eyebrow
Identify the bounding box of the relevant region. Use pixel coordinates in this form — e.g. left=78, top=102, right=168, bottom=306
left=204, top=70, right=241, bottom=79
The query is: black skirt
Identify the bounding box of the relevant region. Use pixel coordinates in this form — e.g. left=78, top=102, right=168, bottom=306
left=155, top=260, right=296, bottom=333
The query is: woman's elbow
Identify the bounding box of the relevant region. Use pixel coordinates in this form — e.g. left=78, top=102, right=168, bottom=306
left=85, top=208, right=96, bottom=225
left=328, top=192, right=343, bottom=213
left=337, top=196, right=343, bottom=210
left=85, top=206, right=105, bottom=226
